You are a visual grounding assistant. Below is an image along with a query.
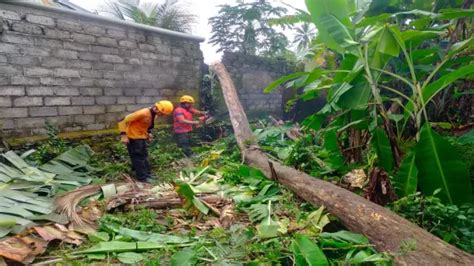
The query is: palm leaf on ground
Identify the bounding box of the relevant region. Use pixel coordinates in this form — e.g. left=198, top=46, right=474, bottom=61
left=0, top=145, right=94, bottom=236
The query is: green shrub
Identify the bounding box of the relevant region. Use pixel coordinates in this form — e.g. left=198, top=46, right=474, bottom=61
left=390, top=192, right=474, bottom=254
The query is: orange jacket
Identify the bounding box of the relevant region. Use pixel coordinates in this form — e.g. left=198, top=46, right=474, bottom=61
left=173, top=107, right=199, bottom=133
left=118, top=108, right=155, bottom=139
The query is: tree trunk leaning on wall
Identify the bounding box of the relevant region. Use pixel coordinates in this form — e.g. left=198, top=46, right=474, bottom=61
left=212, top=62, right=474, bottom=265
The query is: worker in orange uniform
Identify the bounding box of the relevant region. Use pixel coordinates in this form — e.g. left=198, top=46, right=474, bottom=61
left=173, top=95, right=207, bottom=156
left=118, top=100, right=174, bottom=182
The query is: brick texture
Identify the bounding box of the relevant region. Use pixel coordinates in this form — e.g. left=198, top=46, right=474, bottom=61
left=0, top=2, right=203, bottom=136
left=222, top=52, right=294, bottom=117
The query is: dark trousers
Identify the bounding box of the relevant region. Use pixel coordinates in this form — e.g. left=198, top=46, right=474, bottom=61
left=127, top=139, right=151, bottom=181
left=175, top=132, right=193, bottom=157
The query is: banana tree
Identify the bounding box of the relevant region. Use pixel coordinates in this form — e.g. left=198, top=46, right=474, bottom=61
left=264, top=0, right=473, bottom=204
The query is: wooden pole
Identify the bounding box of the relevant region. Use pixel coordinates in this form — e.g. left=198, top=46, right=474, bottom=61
left=212, top=62, right=474, bottom=265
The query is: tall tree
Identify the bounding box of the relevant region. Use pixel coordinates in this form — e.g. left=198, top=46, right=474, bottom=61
left=101, top=0, right=196, bottom=33
left=208, top=1, right=289, bottom=57
left=293, top=23, right=316, bottom=50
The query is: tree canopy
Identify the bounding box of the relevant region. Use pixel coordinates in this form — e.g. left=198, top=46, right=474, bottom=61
left=208, top=1, right=289, bottom=57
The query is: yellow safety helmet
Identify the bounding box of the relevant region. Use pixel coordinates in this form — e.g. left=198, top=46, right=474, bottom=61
left=155, top=100, right=174, bottom=115
left=180, top=95, right=195, bottom=104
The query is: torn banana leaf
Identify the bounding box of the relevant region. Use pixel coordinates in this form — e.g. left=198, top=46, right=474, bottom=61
left=0, top=145, right=94, bottom=237
left=74, top=241, right=166, bottom=254
left=116, top=227, right=191, bottom=244
left=0, top=189, right=54, bottom=236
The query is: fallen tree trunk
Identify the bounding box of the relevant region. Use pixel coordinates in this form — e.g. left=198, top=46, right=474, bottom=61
left=212, top=63, right=474, bottom=265
left=124, top=195, right=231, bottom=210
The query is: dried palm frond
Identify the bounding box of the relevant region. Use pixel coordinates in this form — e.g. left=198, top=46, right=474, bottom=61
left=54, top=185, right=101, bottom=225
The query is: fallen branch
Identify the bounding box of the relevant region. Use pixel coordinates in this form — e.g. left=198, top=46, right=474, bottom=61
left=122, top=195, right=231, bottom=210
left=212, top=62, right=474, bottom=265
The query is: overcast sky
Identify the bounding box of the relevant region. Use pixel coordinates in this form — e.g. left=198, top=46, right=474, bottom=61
left=69, top=0, right=307, bottom=63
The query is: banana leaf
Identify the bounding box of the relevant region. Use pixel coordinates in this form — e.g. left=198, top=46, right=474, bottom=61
left=170, top=248, right=197, bottom=266
left=320, top=230, right=369, bottom=245
left=372, top=128, right=394, bottom=172
left=393, top=153, right=418, bottom=198
left=291, top=234, right=328, bottom=266
left=117, top=252, right=145, bottom=264
left=74, top=241, right=166, bottom=254
left=415, top=124, right=472, bottom=204
left=0, top=145, right=94, bottom=237
left=116, top=227, right=191, bottom=244
left=305, top=0, right=355, bottom=54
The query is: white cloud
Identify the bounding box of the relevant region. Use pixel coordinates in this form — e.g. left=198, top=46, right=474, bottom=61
left=69, top=0, right=307, bottom=63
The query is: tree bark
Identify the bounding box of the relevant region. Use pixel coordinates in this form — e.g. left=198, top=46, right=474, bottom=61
left=212, top=62, right=474, bottom=265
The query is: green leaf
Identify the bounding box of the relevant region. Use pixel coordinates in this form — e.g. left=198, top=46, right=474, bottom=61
left=276, top=147, right=291, bottom=160
left=170, top=248, right=196, bottom=266
left=327, top=82, right=353, bottom=111
left=458, top=129, right=474, bottom=145
left=372, top=127, right=394, bottom=172
left=0, top=216, right=16, bottom=227
left=117, top=252, right=145, bottom=264
left=256, top=222, right=280, bottom=239
left=360, top=253, right=390, bottom=263
left=440, top=8, right=474, bottom=19
left=74, top=241, right=165, bottom=254
left=323, top=129, right=344, bottom=170
left=356, top=13, right=391, bottom=27
left=305, top=0, right=354, bottom=54
left=291, top=234, right=328, bottom=266
left=320, top=230, right=369, bottom=245
left=393, top=153, right=418, bottom=198
left=319, top=14, right=356, bottom=52
left=255, top=201, right=285, bottom=239
left=175, top=181, right=195, bottom=209
left=375, top=26, right=400, bottom=57
left=191, top=196, right=209, bottom=214
left=405, top=64, right=474, bottom=116
left=415, top=124, right=472, bottom=204
left=423, top=64, right=474, bottom=105
left=116, top=227, right=190, bottom=244
left=75, top=241, right=138, bottom=254
left=0, top=206, right=34, bottom=218
left=263, top=72, right=308, bottom=93
left=448, top=37, right=474, bottom=57
left=238, top=165, right=267, bottom=179
left=302, top=113, right=325, bottom=131
left=351, top=250, right=371, bottom=263
left=401, top=30, right=442, bottom=48
left=88, top=232, right=110, bottom=243
left=248, top=203, right=269, bottom=223
left=86, top=253, right=106, bottom=261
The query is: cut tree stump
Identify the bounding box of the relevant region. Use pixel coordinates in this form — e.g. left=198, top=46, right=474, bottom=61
left=212, top=62, right=474, bottom=265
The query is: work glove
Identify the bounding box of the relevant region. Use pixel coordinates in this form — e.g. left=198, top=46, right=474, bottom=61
left=120, top=135, right=129, bottom=144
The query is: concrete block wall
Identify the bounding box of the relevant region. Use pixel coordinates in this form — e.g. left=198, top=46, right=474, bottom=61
left=0, top=3, right=203, bottom=137
left=222, top=52, right=294, bottom=117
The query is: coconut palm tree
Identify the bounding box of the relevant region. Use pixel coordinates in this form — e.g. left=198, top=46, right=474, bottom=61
left=292, top=23, right=316, bottom=50
left=101, top=0, right=196, bottom=33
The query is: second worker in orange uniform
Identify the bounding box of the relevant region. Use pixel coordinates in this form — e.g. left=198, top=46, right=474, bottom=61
left=118, top=100, right=174, bottom=182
